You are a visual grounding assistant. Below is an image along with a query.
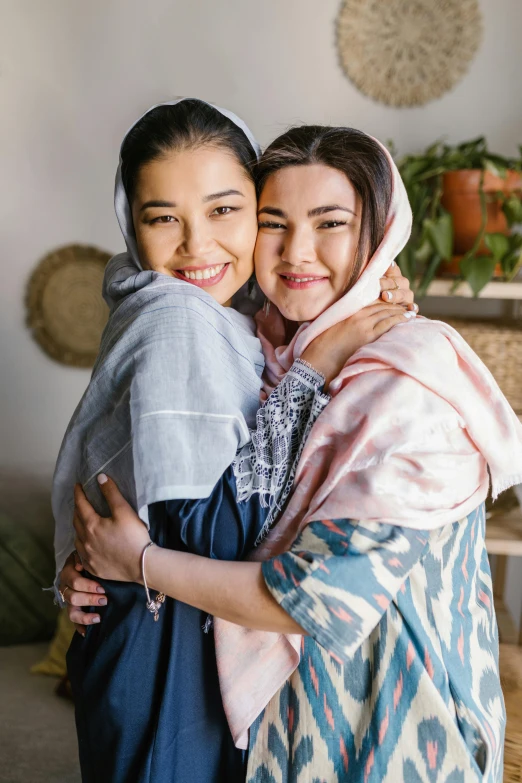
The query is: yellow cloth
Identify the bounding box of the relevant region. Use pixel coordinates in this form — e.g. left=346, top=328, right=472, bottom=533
left=31, top=609, right=75, bottom=677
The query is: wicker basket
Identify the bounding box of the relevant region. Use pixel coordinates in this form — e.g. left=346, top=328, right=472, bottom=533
left=442, top=319, right=522, bottom=415
left=504, top=726, right=522, bottom=783
left=500, top=645, right=522, bottom=782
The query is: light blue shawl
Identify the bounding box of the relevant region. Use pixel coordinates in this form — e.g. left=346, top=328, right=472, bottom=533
left=52, top=99, right=264, bottom=591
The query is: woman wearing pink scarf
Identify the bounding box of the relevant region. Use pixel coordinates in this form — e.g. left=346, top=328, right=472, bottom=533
left=72, top=125, right=520, bottom=782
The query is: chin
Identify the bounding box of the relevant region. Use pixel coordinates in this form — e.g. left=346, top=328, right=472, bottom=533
left=276, top=300, right=326, bottom=323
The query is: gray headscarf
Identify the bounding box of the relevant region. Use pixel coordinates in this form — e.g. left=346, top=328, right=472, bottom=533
left=52, top=99, right=264, bottom=597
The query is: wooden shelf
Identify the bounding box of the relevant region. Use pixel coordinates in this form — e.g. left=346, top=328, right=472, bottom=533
left=424, top=279, right=522, bottom=300
left=486, top=506, right=522, bottom=556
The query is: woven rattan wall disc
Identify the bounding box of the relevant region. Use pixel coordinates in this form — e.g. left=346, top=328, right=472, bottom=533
left=26, top=244, right=111, bottom=367
left=336, top=0, right=483, bottom=107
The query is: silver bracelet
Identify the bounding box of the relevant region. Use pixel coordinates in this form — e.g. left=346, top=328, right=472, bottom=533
left=141, top=541, right=165, bottom=622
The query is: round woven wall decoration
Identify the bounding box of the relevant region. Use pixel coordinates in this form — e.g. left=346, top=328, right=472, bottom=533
left=336, top=0, right=483, bottom=107
left=26, top=244, right=111, bottom=368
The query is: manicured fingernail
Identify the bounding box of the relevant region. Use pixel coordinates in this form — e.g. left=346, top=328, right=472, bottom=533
left=391, top=260, right=396, bottom=266
left=92, top=615, right=101, bottom=623
left=384, top=291, right=393, bottom=301
left=98, top=597, right=107, bottom=606
left=96, top=586, right=105, bottom=594
left=404, top=311, right=416, bottom=319
left=97, top=473, right=108, bottom=485
left=413, top=303, right=419, bottom=312
left=79, top=630, right=86, bottom=637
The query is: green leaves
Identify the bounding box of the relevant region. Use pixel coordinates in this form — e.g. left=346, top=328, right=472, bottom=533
left=482, top=155, right=508, bottom=179
left=484, top=232, right=509, bottom=261
left=459, top=255, right=497, bottom=296
left=501, top=234, right=522, bottom=278
left=503, top=195, right=522, bottom=226
left=424, top=213, right=453, bottom=262
left=482, top=232, right=522, bottom=278
left=396, top=136, right=522, bottom=296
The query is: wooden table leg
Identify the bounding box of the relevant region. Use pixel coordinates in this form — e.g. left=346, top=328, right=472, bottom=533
left=493, top=555, right=518, bottom=644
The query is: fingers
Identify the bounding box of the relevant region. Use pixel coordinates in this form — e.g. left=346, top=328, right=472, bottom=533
left=73, top=550, right=84, bottom=571
left=96, top=474, right=131, bottom=516
left=369, top=308, right=412, bottom=327
left=68, top=605, right=101, bottom=627
left=357, top=301, right=406, bottom=317
left=72, top=513, right=86, bottom=551
left=64, top=589, right=108, bottom=608
left=373, top=311, right=415, bottom=338
left=59, top=561, right=83, bottom=588
left=74, top=483, right=98, bottom=527
left=61, top=571, right=105, bottom=595
left=381, top=287, right=419, bottom=311
left=74, top=535, right=89, bottom=569
left=380, top=267, right=417, bottom=309
left=382, top=261, right=400, bottom=279
left=381, top=286, right=415, bottom=306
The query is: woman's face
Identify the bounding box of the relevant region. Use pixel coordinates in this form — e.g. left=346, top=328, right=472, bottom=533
left=132, top=145, right=258, bottom=306
left=254, top=164, right=363, bottom=322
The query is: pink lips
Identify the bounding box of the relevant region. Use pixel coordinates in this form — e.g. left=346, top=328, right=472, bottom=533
left=278, top=272, right=328, bottom=290
left=173, top=263, right=230, bottom=288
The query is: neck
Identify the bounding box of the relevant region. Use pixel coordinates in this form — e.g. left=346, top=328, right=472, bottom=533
left=284, top=318, right=301, bottom=342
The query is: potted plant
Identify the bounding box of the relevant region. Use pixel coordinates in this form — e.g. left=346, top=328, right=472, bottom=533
left=395, top=137, right=522, bottom=296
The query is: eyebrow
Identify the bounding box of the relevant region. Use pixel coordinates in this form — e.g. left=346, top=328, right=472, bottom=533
left=203, top=189, right=245, bottom=202
left=140, top=190, right=245, bottom=212
left=257, top=204, right=357, bottom=218
left=257, top=207, right=287, bottom=218
left=308, top=204, right=357, bottom=218
left=140, top=200, right=176, bottom=212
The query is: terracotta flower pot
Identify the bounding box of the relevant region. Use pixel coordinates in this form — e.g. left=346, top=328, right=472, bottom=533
left=441, top=169, right=522, bottom=255
left=439, top=254, right=503, bottom=278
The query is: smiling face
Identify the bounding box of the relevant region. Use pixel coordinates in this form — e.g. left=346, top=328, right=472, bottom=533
left=131, top=144, right=258, bottom=306
left=254, top=164, right=363, bottom=322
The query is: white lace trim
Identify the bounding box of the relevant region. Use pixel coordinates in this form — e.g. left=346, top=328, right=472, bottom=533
left=233, top=359, right=330, bottom=542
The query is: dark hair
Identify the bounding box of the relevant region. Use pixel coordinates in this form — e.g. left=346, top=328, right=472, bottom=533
left=256, top=126, right=392, bottom=287
left=121, top=99, right=257, bottom=204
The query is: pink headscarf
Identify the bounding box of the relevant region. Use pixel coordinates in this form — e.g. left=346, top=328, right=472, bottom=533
left=215, top=137, right=522, bottom=749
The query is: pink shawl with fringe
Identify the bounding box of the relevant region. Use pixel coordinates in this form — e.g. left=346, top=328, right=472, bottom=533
left=214, top=139, right=522, bottom=750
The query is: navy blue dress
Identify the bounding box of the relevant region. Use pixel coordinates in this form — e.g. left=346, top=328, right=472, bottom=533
left=67, top=467, right=268, bottom=783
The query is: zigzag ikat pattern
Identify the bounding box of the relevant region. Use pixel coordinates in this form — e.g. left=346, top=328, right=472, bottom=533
left=247, top=505, right=504, bottom=782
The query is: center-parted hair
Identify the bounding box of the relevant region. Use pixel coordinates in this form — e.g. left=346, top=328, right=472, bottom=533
left=121, top=99, right=258, bottom=204
left=256, top=126, right=393, bottom=287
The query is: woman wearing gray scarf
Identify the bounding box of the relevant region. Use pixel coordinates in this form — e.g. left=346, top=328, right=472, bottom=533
left=53, top=99, right=413, bottom=782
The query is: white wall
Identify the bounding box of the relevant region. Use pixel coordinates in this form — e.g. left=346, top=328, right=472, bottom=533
left=2, top=0, right=522, bottom=473
left=1, top=0, right=522, bottom=620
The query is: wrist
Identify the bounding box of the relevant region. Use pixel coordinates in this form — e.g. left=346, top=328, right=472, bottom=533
left=141, top=542, right=168, bottom=591
left=137, top=541, right=153, bottom=586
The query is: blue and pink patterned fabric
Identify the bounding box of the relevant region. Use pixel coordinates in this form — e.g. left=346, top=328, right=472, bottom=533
left=247, top=504, right=504, bottom=782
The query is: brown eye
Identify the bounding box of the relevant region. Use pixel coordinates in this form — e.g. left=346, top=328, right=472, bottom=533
left=151, top=215, right=176, bottom=224
left=211, top=206, right=240, bottom=216
left=319, top=220, right=347, bottom=229
left=258, top=221, right=286, bottom=230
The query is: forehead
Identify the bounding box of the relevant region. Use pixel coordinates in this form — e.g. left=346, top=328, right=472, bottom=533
left=259, top=164, right=358, bottom=209
left=135, top=145, right=250, bottom=199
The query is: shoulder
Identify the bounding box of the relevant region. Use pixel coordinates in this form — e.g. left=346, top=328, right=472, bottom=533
left=336, top=318, right=465, bottom=428
left=122, top=278, right=246, bottom=346
left=355, top=317, right=464, bottom=381
left=379, top=316, right=459, bottom=355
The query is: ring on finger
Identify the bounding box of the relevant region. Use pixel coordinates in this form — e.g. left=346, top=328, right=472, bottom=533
left=59, top=585, right=71, bottom=603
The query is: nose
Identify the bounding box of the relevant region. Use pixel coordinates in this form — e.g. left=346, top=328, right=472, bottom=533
left=281, top=226, right=317, bottom=266
left=179, top=218, right=214, bottom=258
